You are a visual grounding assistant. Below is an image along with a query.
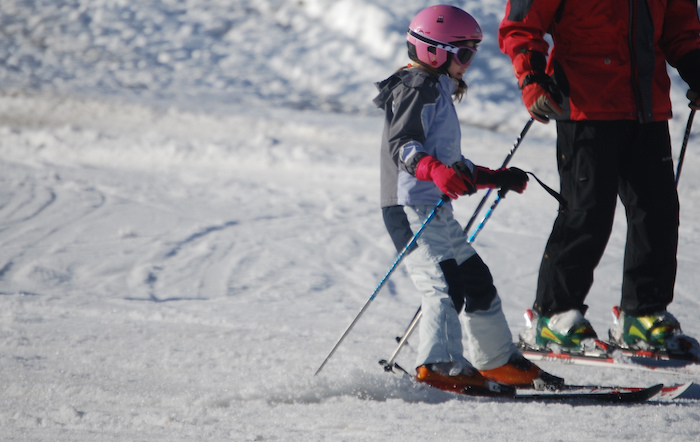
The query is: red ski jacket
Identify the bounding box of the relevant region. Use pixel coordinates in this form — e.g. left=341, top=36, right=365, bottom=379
left=499, top=0, right=700, bottom=122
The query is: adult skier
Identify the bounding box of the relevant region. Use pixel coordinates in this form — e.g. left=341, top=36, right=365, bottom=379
left=499, top=0, right=700, bottom=356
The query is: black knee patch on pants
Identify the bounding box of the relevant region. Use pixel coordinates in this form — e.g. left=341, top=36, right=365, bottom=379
left=460, top=255, right=497, bottom=313
left=439, top=255, right=497, bottom=313
left=439, top=259, right=466, bottom=313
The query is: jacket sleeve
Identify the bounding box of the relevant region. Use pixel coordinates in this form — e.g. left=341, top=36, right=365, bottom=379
left=385, top=80, right=438, bottom=176
left=498, top=0, right=563, bottom=61
left=660, top=0, right=700, bottom=66
left=662, top=0, right=700, bottom=93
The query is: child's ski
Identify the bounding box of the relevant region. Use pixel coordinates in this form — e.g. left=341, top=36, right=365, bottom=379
left=381, top=360, right=691, bottom=403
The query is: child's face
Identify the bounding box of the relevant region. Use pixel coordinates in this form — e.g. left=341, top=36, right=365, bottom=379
left=447, top=59, right=468, bottom=80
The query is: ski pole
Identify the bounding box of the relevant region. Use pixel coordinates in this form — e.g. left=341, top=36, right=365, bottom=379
left=675, top=109, right=695, bottom=187
left=315, top=195, right=449, bottom=376
left=468, top=172, right=567, bottom=243
left=468, top=188, right=509, bottom=243
left=463, top=118, right=534, bottom=234
left=379, top=306, right=422, bottom=372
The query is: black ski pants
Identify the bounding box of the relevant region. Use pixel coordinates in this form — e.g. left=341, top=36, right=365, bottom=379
left=535, top=120, right=679, bottom=317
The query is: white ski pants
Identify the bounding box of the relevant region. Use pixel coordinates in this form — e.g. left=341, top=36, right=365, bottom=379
left=402, top=204, right=516, bottom=371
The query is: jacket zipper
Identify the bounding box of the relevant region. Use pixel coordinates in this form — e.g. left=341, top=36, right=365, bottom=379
left=628, top=0, right=645, bottom=122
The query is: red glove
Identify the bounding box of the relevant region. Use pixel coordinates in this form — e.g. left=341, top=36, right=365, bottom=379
left=415, top=156, right=475, bottom=199
left=687, top=89, right=700, bottom=111
left=513, top=51, right=563, bottom=123
left=474, top=166, right=528, bottom=194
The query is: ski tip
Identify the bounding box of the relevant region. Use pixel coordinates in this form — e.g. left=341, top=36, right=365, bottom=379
left=659, top=381, right=696, bottom=400
left=647, top=383, right=665, bottom=397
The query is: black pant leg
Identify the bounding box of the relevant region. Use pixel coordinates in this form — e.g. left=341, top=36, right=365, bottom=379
left=535, top=120, right=622, bottom=316
left=618, top=121, right=678, bottom=315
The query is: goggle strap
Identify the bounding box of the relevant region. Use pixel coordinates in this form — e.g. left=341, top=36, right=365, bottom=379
left=408, top=29, right=460, bottom=54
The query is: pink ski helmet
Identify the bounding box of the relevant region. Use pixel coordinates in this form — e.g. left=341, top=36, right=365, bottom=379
left=407, top=5, right=482, bottom=69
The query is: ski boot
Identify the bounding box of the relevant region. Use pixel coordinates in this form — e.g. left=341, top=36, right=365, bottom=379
left=519, top=309, right=600, bottom=353
left=609, top=306, right=700, bottom=361
left=416, top=362, right=514, bottom=396
left=478, top=351, right=565, bottom=390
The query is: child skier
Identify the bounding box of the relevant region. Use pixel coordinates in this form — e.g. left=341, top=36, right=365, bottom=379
left=373, top=5, right=563, bottom=393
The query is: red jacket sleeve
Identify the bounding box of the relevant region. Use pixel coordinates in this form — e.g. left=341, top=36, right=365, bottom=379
left=660, top=0, right=700, bottom=66
left=498, top=0, right=563, bottom=60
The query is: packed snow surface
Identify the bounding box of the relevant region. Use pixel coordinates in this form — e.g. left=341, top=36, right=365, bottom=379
left=1, top=1, right=700, bottom=440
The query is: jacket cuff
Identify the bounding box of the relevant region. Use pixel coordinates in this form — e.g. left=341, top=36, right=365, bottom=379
left=513, top=50, right=548, bottom=87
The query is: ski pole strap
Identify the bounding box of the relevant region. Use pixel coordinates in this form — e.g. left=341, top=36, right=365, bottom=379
left=525, top=171, right=567, bottom=211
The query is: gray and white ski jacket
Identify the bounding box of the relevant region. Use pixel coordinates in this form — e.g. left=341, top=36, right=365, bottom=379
left=374, top=67, right=474, bottom=208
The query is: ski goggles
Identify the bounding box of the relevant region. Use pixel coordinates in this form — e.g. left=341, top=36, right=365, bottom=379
left=447, top=44, right=477, bottom=67
left=408, top=29, right=478, bottom=67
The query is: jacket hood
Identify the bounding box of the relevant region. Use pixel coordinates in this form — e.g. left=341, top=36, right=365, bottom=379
left=373, top=68, right=448, bottom=110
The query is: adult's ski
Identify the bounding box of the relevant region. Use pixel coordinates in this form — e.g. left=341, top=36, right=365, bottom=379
left=519, top=341, right=699, bottom=376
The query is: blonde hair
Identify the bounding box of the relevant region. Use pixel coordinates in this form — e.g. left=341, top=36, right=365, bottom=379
left=398, top=63, right=468, bottom=102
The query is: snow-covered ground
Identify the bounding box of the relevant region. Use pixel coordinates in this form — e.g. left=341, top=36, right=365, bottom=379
left=1, top=1, right=699, bottom=440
